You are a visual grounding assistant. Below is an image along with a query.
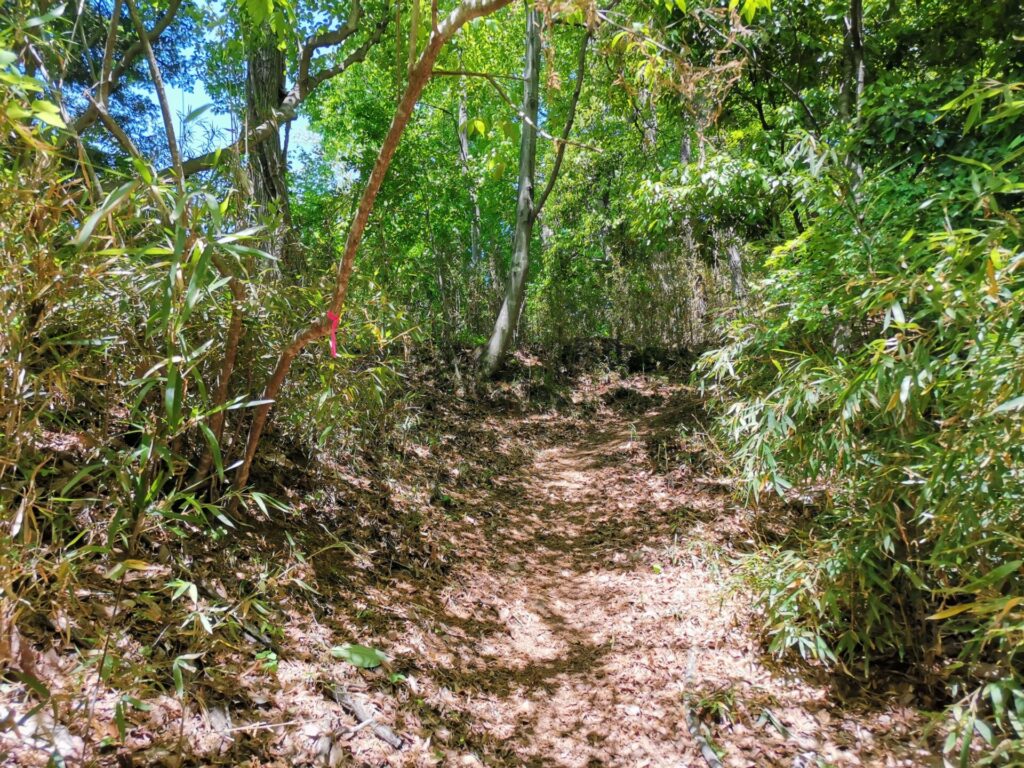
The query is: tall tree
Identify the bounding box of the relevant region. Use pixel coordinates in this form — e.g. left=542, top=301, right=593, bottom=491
left=245, top=27, right=300, bottom=270
left=478, top=3, right=540, bottom=377
left=479, top=9, right=590, bottom=376
left=838, top=0, right=865, bottom=123
left=457, top=81, right=490, bottom=292
left=178, top=0, right=387, bottom=177
left=231, top=0, right=517, bottom=494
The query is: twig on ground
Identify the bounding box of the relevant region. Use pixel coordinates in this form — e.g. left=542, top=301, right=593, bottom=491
left=222, top=715, right=379, bottom=736
left=223, top=719, right=309, bottom=734
left=321, top=682, right=404, bottom=749
left=683, top=647, right=725, bottom=768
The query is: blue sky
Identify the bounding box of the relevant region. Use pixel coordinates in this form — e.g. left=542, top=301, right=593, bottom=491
left=164, top=80, right=322, bottom=170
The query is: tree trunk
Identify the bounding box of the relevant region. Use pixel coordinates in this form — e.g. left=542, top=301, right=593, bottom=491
left=640, top=87, right=657, bottom=152
left=247, top=31, right=301, bottom=273
left=230, top=0, right=515, bottom=500
left=726, top=236, right=746, bottom=301
left=479, top=4, right=540, bottom=378
left=838, top=0, right=865, bottom=123
left=838, top=0, right=865, bottom=185
left=680, top=131, right=692, bottom=165
left=457, top=88, right=489, bottom=291
left=407, top=0, right=421, bottom=76
left=194, top=254, right=247, bottom=483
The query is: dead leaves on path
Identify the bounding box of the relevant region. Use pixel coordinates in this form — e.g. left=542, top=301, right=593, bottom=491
left=1, top=372, right=933, bottom=767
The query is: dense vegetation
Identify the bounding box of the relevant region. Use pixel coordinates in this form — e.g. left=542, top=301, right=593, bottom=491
left=1, top=0, right=1022, bottom=763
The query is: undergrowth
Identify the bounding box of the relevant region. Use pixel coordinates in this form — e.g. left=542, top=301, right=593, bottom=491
left=0, top=28, right=415, bottom=764
left=701, top=79, right=1024, bottom=764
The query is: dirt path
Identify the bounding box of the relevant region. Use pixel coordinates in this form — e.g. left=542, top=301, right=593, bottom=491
left=0, top=377, right=936, bottom=768
left=419, top=418, right=734, bottom=767
left=358, top=384, right=930, bottom=767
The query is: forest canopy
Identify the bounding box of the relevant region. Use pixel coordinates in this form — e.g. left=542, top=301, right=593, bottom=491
left=1, top=0, right=1023, bottom=764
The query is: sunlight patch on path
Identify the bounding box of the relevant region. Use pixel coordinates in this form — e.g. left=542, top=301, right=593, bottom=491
left=383, top=385, right=931, bottom=768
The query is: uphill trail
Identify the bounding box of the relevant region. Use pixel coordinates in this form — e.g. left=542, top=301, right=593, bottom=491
left=345, top=376, right=931, bottom=767
left=0, top=374, right=936, bottom=767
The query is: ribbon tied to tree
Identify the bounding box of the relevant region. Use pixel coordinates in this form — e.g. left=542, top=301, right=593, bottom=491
left=327, top=310, right=340, bottom=357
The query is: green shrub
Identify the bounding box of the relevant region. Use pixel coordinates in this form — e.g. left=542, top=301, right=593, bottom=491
left=700, top=79, right=1024, bottom=763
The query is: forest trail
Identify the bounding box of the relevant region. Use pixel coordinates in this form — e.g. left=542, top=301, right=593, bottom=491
left=408, top=411, right=741, bottom=767
left=342, top=377, right=930, bottom=767
left=0, top=375, right=935, bottom=768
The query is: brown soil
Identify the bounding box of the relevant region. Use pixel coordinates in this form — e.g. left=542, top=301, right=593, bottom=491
left=0, top=373, right=935, bottom=767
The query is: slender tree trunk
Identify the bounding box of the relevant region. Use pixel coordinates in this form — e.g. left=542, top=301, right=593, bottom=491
left=195, top=256, right=246, bottom=482
left=641, top=87, right=657, bottom=152
left=479, top=4, right=540, bottom=378
left=247, top=31, right=301, bottom=273
left=691, top=271, right=708, bottom=344
left=838, top=0, right=866, bottom=185
left=457, top=89, right=489, bottom=291
left=407, top=0, right=421, bottom=75
left=838, top=0, right=865, bottom=123
left=680, top=131, right=691, bottom=165
left=725, top=234, right=746, bottom=301
left=478, top=18, right=590, bottom=376
left=231, top=0, right=515, bottom=500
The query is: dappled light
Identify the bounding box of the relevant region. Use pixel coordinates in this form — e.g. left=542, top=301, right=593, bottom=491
left=2, top=0, right=1022, bottom=764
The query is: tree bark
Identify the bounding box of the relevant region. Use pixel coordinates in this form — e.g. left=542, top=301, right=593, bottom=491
left=838, top=0, right=866, bottom=185
left=479, top=18, right=590, bottom=377
left=124, top=0, right=182, bottom=186
left=408, top=0, right=421, bottom=76
left=246, top=30, right=302, bottom=273
left=680, top=131, right=691, bottom=165
left=838, top=0, right=865, bottom=123
left=71, top=0, right=184, bottom=135
left=231, top=0, right=515, bottom=500
left=457, top=88, right=489, bottom=289
left=726, top=236, right=746, bottom=301
left=479, top=4, right=541, bottom=378
left=195, top=255, right=246, bottom=482
left=176, top=7, right=386, bottom=178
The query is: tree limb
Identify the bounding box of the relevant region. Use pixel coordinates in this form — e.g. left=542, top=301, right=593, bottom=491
left=298, top=0, right=362, bottom=96
left=432, top=68, right=602, bottom=153
left=97, top=0, right=123, bottom=105
left=431, top=68, right=523, bottom=81
left=534, top=29, right=591, bottom=217
left=125, top=0, right=183, bottom=186
left=85, top=93, right=142, bottom=159
left=177, top=15, right=388, bottom=178
left=231, top=0, right=517, bottom=500
left=72, top=0, right=184, bottom=133
left=307, top=15, right=389, bottom=91
left=693, top=7, right=821, bottom=135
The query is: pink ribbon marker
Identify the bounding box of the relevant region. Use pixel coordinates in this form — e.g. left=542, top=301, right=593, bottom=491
left=326, top=310, right=340, bottom=357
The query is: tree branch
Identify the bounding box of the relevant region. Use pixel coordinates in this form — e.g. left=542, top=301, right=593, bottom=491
left=97, top=0, right=123, bottom=105
left=307, top=16, right=389, bottom=91
left=298, top=0, right=362, bottom=96
left=86, top=93, right=142, bottom=159
left=72, top=0, right=184, bottom=133
left=432, top=68, right=602, bottom=153
left=534, top=29, right=591, bottom=217
left=231, top=0, right=517, bottom=500
left=125, top=0, right=183, bottom=186
left=693, top=7, right=821, bottom=135
left=431, top=68, right=523, bottom=81
left=177, top=15, right=388, bottom=178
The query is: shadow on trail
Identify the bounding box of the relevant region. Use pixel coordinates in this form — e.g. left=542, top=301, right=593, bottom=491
left=374, top=405, right=720, bottom=766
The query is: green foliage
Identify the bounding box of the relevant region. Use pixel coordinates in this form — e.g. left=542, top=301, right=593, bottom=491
left=5, top=0, right=1024, bottom=761
left=0, top=14, right=408, bottom=754
left=702, top=75, right=1024, bottom=761
left=331, top=642, right=388, bottom=668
